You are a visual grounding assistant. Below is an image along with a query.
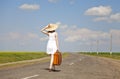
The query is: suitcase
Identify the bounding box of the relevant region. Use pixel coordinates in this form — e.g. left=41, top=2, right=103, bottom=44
left=53, top=50, right=62, bottom=66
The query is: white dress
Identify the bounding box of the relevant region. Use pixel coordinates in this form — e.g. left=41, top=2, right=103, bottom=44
left=46, top=32, right=57, bottom=54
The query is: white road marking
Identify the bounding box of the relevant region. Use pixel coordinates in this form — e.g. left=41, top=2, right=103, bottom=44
left=79, top=59, right=82, bottom=61
left=69, top=62, right=74, bottom=65
left=21, top=74, right=39, bottom=79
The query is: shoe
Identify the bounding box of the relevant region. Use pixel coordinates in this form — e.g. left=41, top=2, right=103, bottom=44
left=52, top=69, right=56, bottom=72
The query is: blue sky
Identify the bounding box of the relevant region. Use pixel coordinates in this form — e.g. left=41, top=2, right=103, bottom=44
left=0, top=0, right=120, bottom=52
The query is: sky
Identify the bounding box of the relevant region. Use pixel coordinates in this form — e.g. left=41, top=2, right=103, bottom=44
left=0, top=0, right=120, bottom=52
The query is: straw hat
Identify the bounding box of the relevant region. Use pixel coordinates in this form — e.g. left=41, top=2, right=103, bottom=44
left=45, top=24, right=58, bottom=31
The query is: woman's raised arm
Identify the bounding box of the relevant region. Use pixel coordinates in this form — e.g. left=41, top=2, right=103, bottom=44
left=41, top=26, right=49, bottom=36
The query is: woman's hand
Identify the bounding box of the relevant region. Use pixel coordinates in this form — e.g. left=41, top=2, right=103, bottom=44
left=56, top=49, right=59, bottom=52
left=41, top=26, right=48, bottom=31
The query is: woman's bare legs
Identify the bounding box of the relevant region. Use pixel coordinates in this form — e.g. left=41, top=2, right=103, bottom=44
left=49, top=54, right=54, bottom=72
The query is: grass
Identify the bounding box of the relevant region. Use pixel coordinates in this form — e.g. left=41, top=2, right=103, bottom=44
left=62, top=52, right=69, bottom=58
left=0, top=51, right=69, bottom=64
left=0, top=52, right=47, bottom=64
left=79, top=52, right=120, bottom=60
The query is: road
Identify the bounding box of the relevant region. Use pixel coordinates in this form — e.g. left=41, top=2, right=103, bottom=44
left=0, top=53, right=120, bottom=79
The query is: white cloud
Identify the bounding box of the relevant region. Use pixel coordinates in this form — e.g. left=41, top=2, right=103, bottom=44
left=85, top=6, right=120, bottom=23
left=0, top=32, right=40, bottom=47
left=57, top=23, right=120, bottom=48
left=9, top=32, right=21, bottom=40
left=94, top=17, right=108, bottom=22
left=40, top=37, right=48, bottom=41
left=19, top=4, right=40, bottom=10
left=0, top=32, right=39, bottom=41
left=55, top=22, right=68, bottom=29
left=0, top=32, right=21, bottom=40
left=85, top=6, right=112, bottom=16
left=94, top=13, right=120, bottom=22
left=63, top=28, right=109, bottom=42
left=48, top=0, right=59, bottom=3
left=27, top=33, right=39, bottom=39
left=109, top=13, right=120, bottom=22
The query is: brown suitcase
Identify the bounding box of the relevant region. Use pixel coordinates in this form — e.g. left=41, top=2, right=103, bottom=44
left=53, top=50, right=62, bottom=66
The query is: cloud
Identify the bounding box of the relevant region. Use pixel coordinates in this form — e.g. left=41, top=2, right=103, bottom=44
left=57, top=23, right=120, bottom=47
left=85, top=6, right=112, bottom=16
left=19, top=4, right=40, bottom=10
left=109, top=13, right=120, bottom=22
left=8, top=32, right=21, bottom=40
left=93, top=17, right=108, bottom=22
left=27, top=33, right=39, bottom=39
left=57, top=23, right=109, bottom=42
left=85, top=5, right=120, bottom=23
left=0, top=32, right=39, bottom=41
left=48, top=0, right=59, bottom=3
left=63, top=28, right=109, bottom=42
left=40, top=37, right=48, bottom=41
left=94, top=13, right=120, bottom=22
left=0, top=32, right=40, bottom=47
left=0, top=32, right=21, bottom=40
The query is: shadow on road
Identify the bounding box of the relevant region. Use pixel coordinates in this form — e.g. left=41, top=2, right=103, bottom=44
left=44, top=68, right=61, bottom=72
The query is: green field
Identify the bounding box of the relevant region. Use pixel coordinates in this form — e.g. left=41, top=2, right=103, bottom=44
left=80, top=52, right=120, bottom=60
left=0, top=52, right=47, bottom=64
left=0, top=52, right=69, bottom=64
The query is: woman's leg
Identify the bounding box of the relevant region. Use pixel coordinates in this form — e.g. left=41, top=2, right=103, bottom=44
left=49, top=54, right=54, bottom=70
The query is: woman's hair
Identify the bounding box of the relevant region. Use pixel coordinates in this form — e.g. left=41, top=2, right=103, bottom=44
left=48, top=30, right=55, bottom=33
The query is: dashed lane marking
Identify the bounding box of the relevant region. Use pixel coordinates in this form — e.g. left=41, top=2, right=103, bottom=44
left=21, top=74, right=39, bottom=79
left=69, top=62, right=74, bottom=65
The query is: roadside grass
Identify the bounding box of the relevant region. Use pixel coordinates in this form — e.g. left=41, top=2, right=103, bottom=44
left=0, top=52, right=69, bottom=64
left=0, top=52, right=47, bottom=64
left=62, top=52, right=69, bottom=58
left=79, top=52, right=120, bottom=60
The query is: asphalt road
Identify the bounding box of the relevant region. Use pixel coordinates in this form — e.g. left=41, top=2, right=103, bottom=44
left=0, top=54, right=120, bottom=79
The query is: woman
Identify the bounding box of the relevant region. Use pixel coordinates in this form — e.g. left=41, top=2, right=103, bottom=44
left=41, top=24, right=59, bottom=72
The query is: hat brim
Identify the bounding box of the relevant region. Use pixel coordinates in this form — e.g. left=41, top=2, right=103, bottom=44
left=45, top=24, right=58, bottom=31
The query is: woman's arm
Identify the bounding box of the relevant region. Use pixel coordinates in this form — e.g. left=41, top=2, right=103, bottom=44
left=41, top=26, right=49, bottom=36
left=55, top=32, right=59, bottom=50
